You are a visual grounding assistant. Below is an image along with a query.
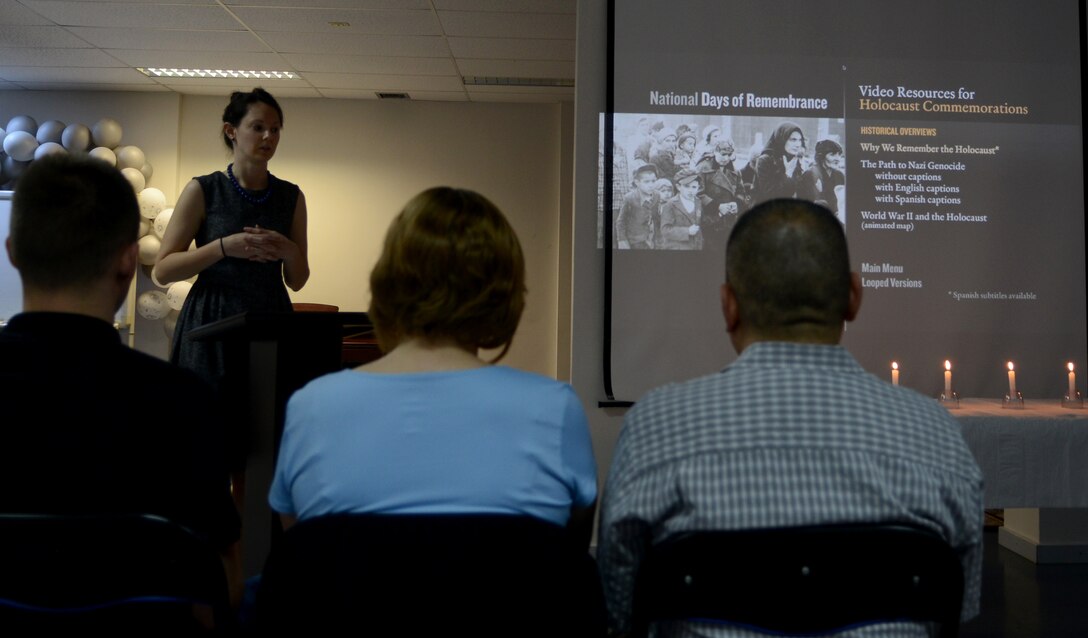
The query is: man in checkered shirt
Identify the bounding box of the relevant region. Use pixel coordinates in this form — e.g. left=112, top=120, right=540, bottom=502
left=597, top=198, right=983, bottom=637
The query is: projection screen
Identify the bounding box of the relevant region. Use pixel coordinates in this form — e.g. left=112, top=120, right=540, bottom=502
left=599, top=0, right=1087, bottom=402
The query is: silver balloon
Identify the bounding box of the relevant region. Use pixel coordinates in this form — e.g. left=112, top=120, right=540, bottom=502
left=5, top=115, right=37, bottom=135
left=36, top=120, right=66, bottom=144
left=61, top=123, right=92, bottom=152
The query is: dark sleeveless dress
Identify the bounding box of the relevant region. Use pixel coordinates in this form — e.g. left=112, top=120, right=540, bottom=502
left=170, top=171, right=299, bottom=391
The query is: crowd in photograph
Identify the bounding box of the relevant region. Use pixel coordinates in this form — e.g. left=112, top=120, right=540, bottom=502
left=605, top=115, right=845, bottom=250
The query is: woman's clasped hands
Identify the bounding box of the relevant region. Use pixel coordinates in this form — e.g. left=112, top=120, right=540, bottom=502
left=223, top=225, right=298, bottom=262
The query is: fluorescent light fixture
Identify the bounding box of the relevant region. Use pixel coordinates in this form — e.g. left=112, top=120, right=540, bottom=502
left=137, top=68, right=298, bottom=80
left=463, top=76, right=573, bottom=88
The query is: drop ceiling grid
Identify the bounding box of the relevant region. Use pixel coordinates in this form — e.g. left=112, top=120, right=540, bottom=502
left=0, top=0, right=576, bottom=101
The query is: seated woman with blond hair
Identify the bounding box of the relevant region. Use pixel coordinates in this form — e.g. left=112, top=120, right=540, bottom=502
left=268, top=187, right=598, bottom=543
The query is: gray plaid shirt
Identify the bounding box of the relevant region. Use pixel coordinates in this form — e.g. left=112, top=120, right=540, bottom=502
left=598, top=342, right=984, bottom=637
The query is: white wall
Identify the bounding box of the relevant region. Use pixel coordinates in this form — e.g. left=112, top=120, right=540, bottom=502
left=1, top=91, right=572, bottom=378
left=176, top=95, right=567, bottom=376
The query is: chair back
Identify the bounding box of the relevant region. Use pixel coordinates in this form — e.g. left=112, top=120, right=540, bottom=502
left=631, top=523, right=963, bottom=638
left=255, top=513, right=606, bottom=636
left=0, top=513, right=233, bottom=632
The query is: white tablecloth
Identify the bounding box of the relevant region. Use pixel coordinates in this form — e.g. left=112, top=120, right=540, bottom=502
left=954, top=399, right=1088, bottom=508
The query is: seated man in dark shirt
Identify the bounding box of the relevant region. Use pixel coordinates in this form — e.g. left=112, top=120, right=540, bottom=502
left=1, top=155, right=241, bottom=602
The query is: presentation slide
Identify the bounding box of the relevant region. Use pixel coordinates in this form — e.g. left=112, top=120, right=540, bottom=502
left=600, top=0, right=1086, bottom=400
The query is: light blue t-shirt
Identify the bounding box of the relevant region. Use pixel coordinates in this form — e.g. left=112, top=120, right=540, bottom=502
left=269, top=366, right=598, bottom=526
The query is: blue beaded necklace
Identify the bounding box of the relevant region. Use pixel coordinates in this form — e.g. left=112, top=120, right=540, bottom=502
left=227, top=163, right=272, bottom=205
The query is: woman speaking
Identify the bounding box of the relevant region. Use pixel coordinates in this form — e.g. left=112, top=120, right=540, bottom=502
left=154, top=88, right=309, bottom=390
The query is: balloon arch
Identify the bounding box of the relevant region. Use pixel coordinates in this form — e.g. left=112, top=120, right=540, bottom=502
left=2, top=114, right=194, bottom=339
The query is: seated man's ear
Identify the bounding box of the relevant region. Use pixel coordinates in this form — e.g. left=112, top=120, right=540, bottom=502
left=721, top=283, right=740, bottom=333
left=117, top=242, right=138, bottom=284
left=5, top=236, right=17, bottom=269
left=846, top=272, right=863, bottom=322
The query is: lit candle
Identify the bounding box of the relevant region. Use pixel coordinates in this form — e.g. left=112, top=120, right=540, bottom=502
left=891, top=362, right=899, bottom=386
left=944, top=360, right=952, bottom=397
left=1007, top=361, right=1016, bottom=397
left=1069, top=362, right=1076, bottom=398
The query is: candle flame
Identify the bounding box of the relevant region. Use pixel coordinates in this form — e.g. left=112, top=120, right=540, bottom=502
left=1070, top=362, right=1076, bottom=372
left=892, top=362, right=899, bottom=370
left=944, top=360, right=951, bottom=371
left=1007, top=361, right=1015, bottom=371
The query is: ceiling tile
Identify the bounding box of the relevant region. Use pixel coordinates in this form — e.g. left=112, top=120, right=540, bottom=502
left=13, top=81, right=169, bottom=91
left=230, top=7, right=440, bottom=35
left=259, top=31, right=446, bottom=57
left=21, top=1, right=237, bottom=29
left=447, top=36, right=572, bottom=61
left=0, top=0, right=52, bottom=25
left=301, top=72, right=464, bottom=92
left=437, top=10, right=574, bottom=39
left=283, top=53, right=455, bottom=75
left=67, top=27, right=265, bottom=51
left=49, top=0, right=216, bottom=3
left=0, top=4, right=581, bottom=101
left=318, top=88, right=467, bottom=102
left=107, top=48, right=288, bottom=70
left=0, top=24, right=90, bottom=47
left=223, top=0, right=428, bottom=8
left=434, top=0, right=574, bottom=13
left=459, top=58, right=573, bottom=79
left=0, top=47, right=124, bottom=67
left=0, top=65, right=154, bottom=83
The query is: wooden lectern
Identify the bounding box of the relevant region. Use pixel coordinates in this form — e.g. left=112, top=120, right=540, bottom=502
left=187, top=311, right=378, bottom=576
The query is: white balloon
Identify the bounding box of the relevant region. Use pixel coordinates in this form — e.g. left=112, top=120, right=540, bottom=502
left=136, top=290, right=170, bottom=320
left=166, top=280, right=193, bottom=311
left=3, top=131, right=38, bottom=162
left=92, top=117, right=123, bottom=149
left=153, top=207, right=173, bottom=238
left=137, top=234, right=161, bottom=265
left=138, top=218, right=151, bottom=238
left=140, top=161, right=153, bottom=182
left=88, top=146, right=116, bottom=166
left=33, top=141, right=66, bottom=160
left=6, top=115, right=37, bottom=135
left=163, top=309, right=180, bottom=339
left=121, top=167, right=145, bottom=192
left=138, top=187, right=166, bottom=220
left=61, top=123, right=91, bottom=151
left=36, top=120, right=66, bottom=144
left=116, top=145, right=146, bottom=170
left=0, top=127, right=6, bottom=149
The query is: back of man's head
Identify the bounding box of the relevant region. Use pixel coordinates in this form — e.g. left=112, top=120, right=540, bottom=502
left=9, top=155, right=139, bottom=292
left=725, top=198, right=851, bottom=341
